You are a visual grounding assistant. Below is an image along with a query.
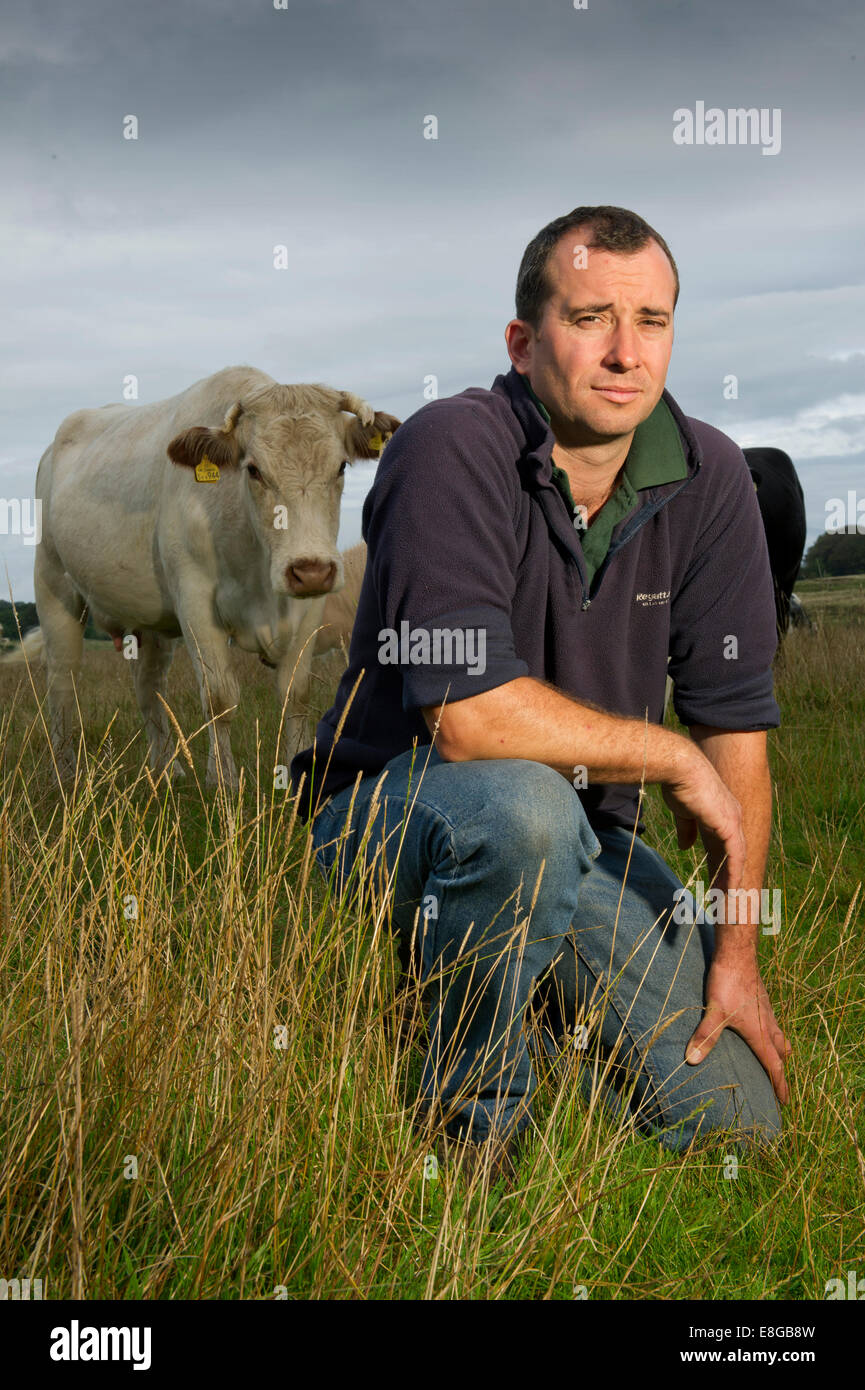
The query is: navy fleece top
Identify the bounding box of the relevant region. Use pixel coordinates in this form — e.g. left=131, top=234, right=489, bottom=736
left=291, top=366, right=780, bottom=831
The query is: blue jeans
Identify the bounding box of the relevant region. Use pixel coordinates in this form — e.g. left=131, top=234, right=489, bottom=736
left=311, top=746, right=781, bottom=1152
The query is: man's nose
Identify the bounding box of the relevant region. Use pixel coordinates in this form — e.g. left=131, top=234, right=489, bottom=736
left=602, top=322, right=641, bottom=370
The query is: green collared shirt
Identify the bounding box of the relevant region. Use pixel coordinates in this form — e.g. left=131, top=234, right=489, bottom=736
left=525, top=379, right=688, bottom=588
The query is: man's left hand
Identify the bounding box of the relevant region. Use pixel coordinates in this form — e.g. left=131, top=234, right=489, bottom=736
left=685, top=949, right=791, bottom=1105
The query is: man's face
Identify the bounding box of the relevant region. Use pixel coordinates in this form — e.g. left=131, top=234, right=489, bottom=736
left=507, top=231, right=676, bottom=445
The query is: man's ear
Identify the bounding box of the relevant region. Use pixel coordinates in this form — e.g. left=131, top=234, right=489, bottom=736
left=167, top=401, right=244, bottom=470
left=343, top=409, right=402, bottom=461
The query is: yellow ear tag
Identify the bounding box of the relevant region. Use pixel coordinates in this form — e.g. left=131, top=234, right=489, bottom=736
left=368, top=431, right=391, bottom=454
left=195, top=455, right=220, bottom=483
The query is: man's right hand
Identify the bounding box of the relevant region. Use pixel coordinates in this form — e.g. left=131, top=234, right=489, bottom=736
left=423, top=677, right=746, bottom=887
left=661, top=752, right=746, bottom=890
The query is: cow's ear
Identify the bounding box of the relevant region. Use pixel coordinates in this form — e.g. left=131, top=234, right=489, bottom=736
left=167, top=401, right=244, bottom=471
left=343, top=409, right=402, bottom=461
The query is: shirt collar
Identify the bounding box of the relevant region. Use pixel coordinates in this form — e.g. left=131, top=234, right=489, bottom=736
left=506, top=367, right=690, bottom=488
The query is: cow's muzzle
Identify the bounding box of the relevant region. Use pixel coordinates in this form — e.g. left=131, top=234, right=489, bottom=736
left=286, top=558, right=337, bottom=596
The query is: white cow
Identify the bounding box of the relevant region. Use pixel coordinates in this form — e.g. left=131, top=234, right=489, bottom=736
left=34, top=367, right=399, bottom=789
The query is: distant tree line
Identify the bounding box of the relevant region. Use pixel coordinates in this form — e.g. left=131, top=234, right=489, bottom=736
left=0, top=600, right=109, bottom=643
left=0, top=599, right=38, bottom=640
left=800, top=530, right=865, bottom=579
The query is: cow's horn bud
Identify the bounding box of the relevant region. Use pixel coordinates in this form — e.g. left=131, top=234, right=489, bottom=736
left=222, top=401, right=244, bottom=434
left=337, top=391, right=374, bottom=427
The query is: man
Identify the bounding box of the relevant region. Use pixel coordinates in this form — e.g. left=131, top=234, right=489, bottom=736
left=292, top=205, right=791, bottom=1167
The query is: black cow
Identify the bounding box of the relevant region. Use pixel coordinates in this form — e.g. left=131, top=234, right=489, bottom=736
left=742, top=447, right=807, bottom=642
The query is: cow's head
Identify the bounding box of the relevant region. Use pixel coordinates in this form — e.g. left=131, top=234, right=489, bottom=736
left=167, top=383, right=400, bottom=597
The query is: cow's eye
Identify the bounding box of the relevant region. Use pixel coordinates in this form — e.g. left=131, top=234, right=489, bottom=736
left=246, top=463, right=262, bottom=482
left=338, top=460, right=348, bottom=476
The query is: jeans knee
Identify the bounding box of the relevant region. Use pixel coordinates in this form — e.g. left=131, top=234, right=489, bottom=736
left=466, top=761, right=600, bottom=877
left=647, top=1037, right=783, bottom=1153
left=655, top=1097, right=783, bottom=1155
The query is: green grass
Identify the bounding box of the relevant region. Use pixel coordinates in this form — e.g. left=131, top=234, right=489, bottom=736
left=0, top=582, right=862, bottom=1300
left=795, top=572, right=865, bottom=627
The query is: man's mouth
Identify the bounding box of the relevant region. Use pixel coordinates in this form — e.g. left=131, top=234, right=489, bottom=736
left=593, top=386, right=642, bottom=403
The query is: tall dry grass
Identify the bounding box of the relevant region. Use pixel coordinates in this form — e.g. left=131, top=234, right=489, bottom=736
left=0, top=589, right=862, bottom=1299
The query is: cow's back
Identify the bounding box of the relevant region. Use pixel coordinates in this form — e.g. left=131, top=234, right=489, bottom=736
left=744, top=446, right=807, bottom=638
left=46, top=365, right=274, bottom=495
left=744, top=447, right=806, bottom=576
left=37, top=367, right=276, bottom=628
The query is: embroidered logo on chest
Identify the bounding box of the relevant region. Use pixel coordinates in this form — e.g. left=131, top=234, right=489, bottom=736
left=635, top=590, right=671, bottom=607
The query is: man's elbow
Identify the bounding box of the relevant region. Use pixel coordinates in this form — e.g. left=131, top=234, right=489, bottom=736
left=422, top=704, right=476, bottom=761
left=422, top=680, right=522, bottom=760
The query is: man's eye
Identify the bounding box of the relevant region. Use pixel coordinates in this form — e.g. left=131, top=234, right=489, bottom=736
left=246, top=463, right=263, bottom=482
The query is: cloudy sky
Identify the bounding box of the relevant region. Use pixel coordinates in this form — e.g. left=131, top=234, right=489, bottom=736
left=1, top=0, right=862, bottom=604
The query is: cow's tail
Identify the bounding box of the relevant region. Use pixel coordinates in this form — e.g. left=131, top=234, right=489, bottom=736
left=0, top=626, right=45, bottom=665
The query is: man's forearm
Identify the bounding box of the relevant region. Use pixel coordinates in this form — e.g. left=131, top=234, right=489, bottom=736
left=682, top=724, right=789, bottom=1101
left=426, top=675, right=693, bottom=785
left=688, top=726, right=772, bottom=952
left=425, top=680, right=749, bottom=887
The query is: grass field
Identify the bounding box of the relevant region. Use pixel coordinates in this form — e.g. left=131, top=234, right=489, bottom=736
left=0, top=578, right=862, bottom=1300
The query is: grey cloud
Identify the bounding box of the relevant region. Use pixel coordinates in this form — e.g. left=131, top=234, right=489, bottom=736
left=1, top=0, right=862, bottom=599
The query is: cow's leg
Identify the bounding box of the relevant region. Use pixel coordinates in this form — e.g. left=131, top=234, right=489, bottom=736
left=34, top=542, right=88, bottom=784
left=129, top=631, right=183, bottom=781
left=275, top=598, right=326, bottom=765
left=277, top=640, right=316, bottom=762
left=775, top=560, right=801, bottom=643
left=177, top=608, right=240, bottom=791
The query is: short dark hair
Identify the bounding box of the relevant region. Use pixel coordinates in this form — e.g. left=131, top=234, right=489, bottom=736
left=515, top=205, right=680, bottom=328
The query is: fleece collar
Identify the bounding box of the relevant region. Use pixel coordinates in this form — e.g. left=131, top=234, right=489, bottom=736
left=508, top=368, right=690, bottom=488
left=493, top=366, right=702, bottom=599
